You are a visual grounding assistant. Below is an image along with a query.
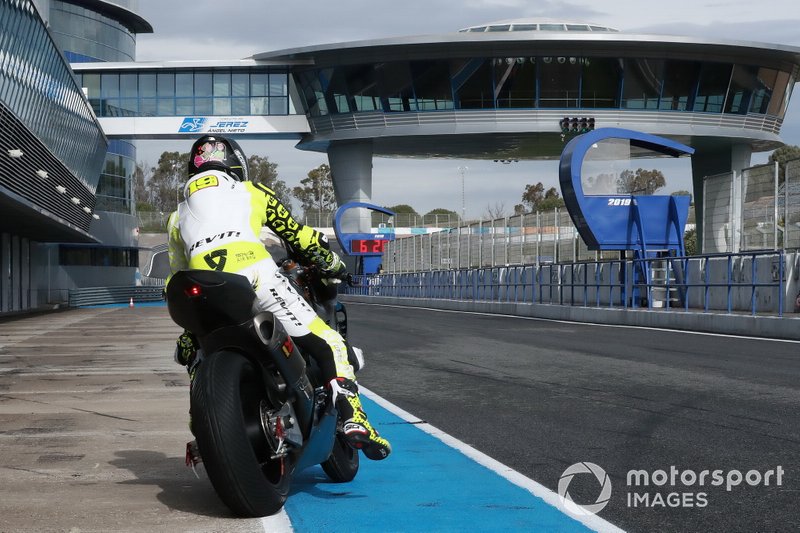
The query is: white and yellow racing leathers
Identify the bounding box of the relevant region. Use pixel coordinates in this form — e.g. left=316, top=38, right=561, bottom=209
left=166, top=169, right=354, bottom=381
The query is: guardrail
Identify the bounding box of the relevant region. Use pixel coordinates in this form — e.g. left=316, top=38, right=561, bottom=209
left=344, top=250, right=796, bottom=317
left=68, top=286, right=164, bottom=307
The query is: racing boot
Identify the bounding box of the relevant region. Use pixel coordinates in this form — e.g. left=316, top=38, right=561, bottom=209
left=329, top=377, right=391, bottom=460
left=347, top=345, right=365, bottom=373
left=174, top=331, right=203, bottom=437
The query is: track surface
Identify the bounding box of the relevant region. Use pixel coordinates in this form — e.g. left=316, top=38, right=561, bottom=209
left=347, top=302, right=800, bottom=532
left=0, top=304, right=798, bottom=532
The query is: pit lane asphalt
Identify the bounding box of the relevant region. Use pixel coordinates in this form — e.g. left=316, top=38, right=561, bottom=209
left=346, top=302, right=800, bottom=533
left=1, top=304, right=797, bottom=532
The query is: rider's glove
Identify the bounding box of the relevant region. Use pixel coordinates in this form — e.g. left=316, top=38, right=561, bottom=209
left=321, top=251, right=347, bottom=279
left=174, top=330, right=198, bottom=367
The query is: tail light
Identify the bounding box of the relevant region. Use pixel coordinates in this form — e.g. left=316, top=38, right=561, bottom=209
left=185, top=285, right=202, bottom=297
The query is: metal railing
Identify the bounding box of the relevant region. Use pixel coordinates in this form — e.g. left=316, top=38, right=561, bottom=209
left=68, top=286, right=164, bottom=307
left=344, top=249, right=795, bottom=317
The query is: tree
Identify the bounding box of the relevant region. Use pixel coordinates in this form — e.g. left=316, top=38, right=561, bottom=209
left=248, top=154, right=293, bottom=206
left=483, top=201, right=507, bottom=220
left=521, top=182, right=544, bottom=212
left=584, top=173, right=616, bottom=195
left=424, top=208, right=459, bottom=225
left=616, top=168, right=666, bottom=195
left=133, top=160, right=153, bottom=209
left=539, top=187, right=565, bottom=211
left=386, top=204, right=419, bottom=226
left=521, top=182, right=565, bottom=212
left=768, top=144, right=800, bottom=183
left=684, top=227, right=698, bottom=255
left=293, top=164, right=336, bottom=224
left=147, top=151, right=188, bottom=212
left=671, top=190, right=693, bottom=202
left=386, top=204, right=418, bottom=214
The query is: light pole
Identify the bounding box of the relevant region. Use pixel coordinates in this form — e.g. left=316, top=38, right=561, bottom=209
left=458, top=165, right=468, bottom=222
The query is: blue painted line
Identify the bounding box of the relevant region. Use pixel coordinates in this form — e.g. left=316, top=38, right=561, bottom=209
left=283, top=395, right=595, bottom=533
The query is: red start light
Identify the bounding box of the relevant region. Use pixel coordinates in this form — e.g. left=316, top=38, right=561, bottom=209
left=185, top=285, right=202, bottom=297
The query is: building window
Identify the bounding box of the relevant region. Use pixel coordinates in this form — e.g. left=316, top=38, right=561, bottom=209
left=581, top=58, right=621, bottom=108
left=59, top=245, right=139, bottom=268
left=491, top=57, right=536, bottom=109
left=76, top=69, right=290, bottom=117
left=376, top=61, right=415, bottom=112
left=693, top=63, right=732, bottom=113
left=660, top=60, right=701, bottom=111
left=410, top=60, right=453, bottom=110
left=539, top=56, right=581, bottom=108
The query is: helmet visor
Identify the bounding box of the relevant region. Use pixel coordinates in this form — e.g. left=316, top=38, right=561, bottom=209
left=193, top=141, right=227, bottom=169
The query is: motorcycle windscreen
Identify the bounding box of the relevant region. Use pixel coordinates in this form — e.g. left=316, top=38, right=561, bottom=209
left=166, top=270, right=257, bottom=335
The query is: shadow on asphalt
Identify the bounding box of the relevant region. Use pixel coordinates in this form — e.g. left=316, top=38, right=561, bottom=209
left=288, top=466, right=368, bottom=501
left=110, top=449, right=233, bottom=518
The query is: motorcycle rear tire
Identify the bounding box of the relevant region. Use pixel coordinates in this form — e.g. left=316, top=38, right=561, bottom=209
left=320, top=432, right=359, bottom=482
left=191, top=350, right=290, bottom=517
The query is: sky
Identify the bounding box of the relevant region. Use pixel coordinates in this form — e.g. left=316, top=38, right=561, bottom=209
left=132, top=0, right=800, bottom=218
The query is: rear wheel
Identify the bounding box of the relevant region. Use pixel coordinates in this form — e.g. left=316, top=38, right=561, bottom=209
left=191, top=350, right=290, bottom=517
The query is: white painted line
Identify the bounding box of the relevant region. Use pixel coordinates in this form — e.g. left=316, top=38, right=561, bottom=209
left=361, top=385, right=626, bottom=533
left=351, top=301, right=800, bottom=344
left=260, top=510, right=293, bottom=533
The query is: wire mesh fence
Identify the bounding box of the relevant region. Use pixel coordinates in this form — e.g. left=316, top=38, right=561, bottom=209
left=702, top=172, right=734, bottom=254
left=701, top=157, right=800, bottom=253
left=784, top=159, right=800, bottom=249
left=385, top=160, right=800, bottom=272
left=299, top=211, right=465, bottom=228
left=741, top=163, right=779, bottom=251
left=382, top=208, right=625, bottom=272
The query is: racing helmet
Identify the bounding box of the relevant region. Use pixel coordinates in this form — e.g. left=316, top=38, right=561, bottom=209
left=187, top=135, right=249, bottom=182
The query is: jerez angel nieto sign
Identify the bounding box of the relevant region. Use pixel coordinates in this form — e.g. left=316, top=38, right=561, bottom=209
left=178, top=117, right=249, bottom=134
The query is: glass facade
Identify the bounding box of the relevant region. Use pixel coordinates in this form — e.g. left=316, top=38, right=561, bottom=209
left=295, top=57, right=796, bottom=120
left=74, top=69, right=291, bottom=117
left=59, top=244, right=138, bottom=267
left=460, top=22, right=619, bottom=33
left=95, top=139, right=135, bottom=212
left=0, top=0, right=106, bottom=188
left=48, top=0, right=136, bottom=62
left=52, top=1, right=152, bottom=216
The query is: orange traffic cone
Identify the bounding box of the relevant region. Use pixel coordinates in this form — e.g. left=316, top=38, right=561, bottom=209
left=129, top=297, right=134, bottom=308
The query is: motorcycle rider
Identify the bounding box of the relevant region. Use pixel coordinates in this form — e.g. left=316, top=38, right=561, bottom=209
left=167, top=134, right=391, bottom=461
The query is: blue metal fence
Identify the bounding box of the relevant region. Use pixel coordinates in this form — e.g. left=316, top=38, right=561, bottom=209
left=344, top=250, right=791, bottom=317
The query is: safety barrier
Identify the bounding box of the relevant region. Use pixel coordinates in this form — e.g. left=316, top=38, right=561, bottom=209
left=68, top=285, right=164, bottom=307
left=344, top=250, right=796, bottom=317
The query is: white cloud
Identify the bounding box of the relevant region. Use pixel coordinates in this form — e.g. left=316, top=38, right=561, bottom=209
left=135, top=36, right=258, bottom=62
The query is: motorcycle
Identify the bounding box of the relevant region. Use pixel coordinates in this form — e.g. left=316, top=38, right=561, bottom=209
left=166, top=254, right=359, bottom=517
